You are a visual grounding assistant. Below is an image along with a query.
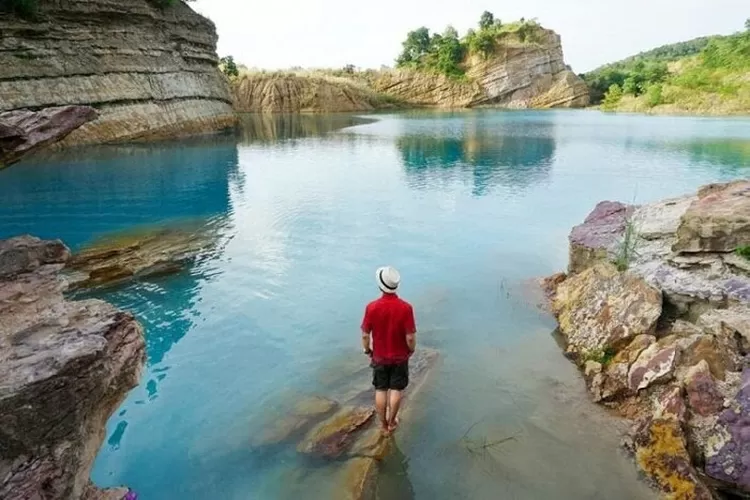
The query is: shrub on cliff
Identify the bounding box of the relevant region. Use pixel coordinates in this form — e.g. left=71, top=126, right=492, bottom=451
left=395, top=12, right=542, bottom=78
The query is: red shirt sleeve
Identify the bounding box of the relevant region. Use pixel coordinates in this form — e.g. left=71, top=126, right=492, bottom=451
left=361, top=304, right=372, bottom=333
left=404, top=304, right=416, bottom=335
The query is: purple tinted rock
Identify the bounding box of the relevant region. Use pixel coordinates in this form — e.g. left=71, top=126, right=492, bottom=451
left=0, top=105, right=98, bottom=167
left=124, top=490, right=138, bottom=500
left=724, top=277, right=750, bottom=303
left=705, top=369, right=750, bottom=494
left=568, top=201, right=635, bottom=273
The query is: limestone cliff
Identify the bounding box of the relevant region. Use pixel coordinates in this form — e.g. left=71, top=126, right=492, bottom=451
left=374, top=28, right=589, bottom=109
left=0, top=0, right=236, bottom=147
left=232, top=74, right=401, bottom=113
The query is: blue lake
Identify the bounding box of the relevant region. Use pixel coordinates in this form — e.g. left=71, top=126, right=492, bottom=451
left=2, top=110, right=749, bottom=499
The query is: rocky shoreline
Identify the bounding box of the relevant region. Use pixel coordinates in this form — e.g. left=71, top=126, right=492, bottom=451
left=0, top=236, right=146, bottom=499
left=545, top=180, right=750, bottom=499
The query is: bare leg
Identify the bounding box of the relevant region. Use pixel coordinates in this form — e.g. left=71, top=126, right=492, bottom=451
left=388, top=390, right=403, bottom=431
left=375, top=390, right=389, bottom=435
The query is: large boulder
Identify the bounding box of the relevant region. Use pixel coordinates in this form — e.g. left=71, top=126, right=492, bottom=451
left=552, top=262, right=662, bottom=359
left=568, top=201, right=634, bottom=274
left=631, top=387, right=713, bottom=499
left=673, top=180, right=750, bottom=254
left=0, top=236, right=145, bottom=499
left=0, top=106, right=98, bottom=167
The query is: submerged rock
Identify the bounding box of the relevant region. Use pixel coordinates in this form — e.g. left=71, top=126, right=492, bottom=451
left=297, top=406, right=375, bottom=458
left=258, top=396, right=339, bottom=445
left=0, top=106, right=98, bottom=167
left=552, top=262, right=662, bottom=359
left=67, top=223, right=220, bottom=290
left=0, top=236, right=145, bottom=499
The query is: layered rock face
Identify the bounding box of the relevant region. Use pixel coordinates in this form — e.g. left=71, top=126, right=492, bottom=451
left=546, top=180, right=750, bottom=499
left=233, top=75, right=400, bottom=113
left=0, top=236, right=145, bottom=499
left=0, top=0, right=236, bottom=147
left=373, top=28, right=590, bottom=109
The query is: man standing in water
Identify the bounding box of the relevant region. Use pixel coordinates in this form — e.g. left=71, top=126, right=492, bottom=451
left=361, top=266, right=417, bottom=435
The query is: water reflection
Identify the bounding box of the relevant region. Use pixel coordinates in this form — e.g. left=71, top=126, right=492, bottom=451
left=398, top=120, right=556, bottom=195
left=0, top=137, right=240, bottom=249
left=236, top=113, right=375, bottom=143
left=687, top=139, right=750, bottom=170
left=375, top=441, right=416, bottom=500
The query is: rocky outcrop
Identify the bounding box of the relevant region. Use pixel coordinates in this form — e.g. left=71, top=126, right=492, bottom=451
left=0, top=0, right=236, bottom=148
left=0, top=236, right=145, bottom=499
left=372, top=27, right=589, bottom=109
left=0, top=106, right=98, bottom=168
left=232, top=75, right=401, bottom=113
left=547, top=180, right=750, bottom=499
left=553, top=262, right=662, bottom=359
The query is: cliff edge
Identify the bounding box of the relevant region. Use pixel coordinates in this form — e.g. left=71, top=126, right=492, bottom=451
left=375, top=26, right=589, bottom=109
left=0, top=236, right=145, bottom=499
left=0, top=0, right=236, bottom=147
left=232, top=74, right=402, bottom=113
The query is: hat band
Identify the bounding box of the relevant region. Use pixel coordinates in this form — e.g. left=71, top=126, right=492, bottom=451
left=379, top=269, right=397, bottom=291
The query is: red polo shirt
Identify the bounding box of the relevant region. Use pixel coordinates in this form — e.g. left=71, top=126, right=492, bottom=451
left=361, top=293, right=416, bottom=365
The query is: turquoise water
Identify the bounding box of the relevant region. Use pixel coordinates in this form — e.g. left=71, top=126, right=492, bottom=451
left=2, top=110, right=749, bottom=499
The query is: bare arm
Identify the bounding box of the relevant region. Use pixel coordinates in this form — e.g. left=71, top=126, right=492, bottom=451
left=362, top=330, right=372, bottom=353
left=406, top=332, right=416, bottom=353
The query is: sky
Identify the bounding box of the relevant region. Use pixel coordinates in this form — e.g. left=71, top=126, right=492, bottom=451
left=192, top=0, right=747, bottom=73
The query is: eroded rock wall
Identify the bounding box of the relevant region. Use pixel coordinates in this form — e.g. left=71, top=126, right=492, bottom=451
left=0, top=0, right=236, bottom=146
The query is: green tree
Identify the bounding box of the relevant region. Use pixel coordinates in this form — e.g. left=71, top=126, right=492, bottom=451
left=622, top=77, right=639, bottom=95
left=644, top=83, right=663, bottom=108
left=601, top=83, right=624, bottom=111
left=479, top=11, right=495, bottom=30
left=745, top=18, right=750, bottom=31
left=434, top=26, right=464, bottom=77
left=219, top=56, right=239, bottom=78
left=396, top=27, right=431, bottom=66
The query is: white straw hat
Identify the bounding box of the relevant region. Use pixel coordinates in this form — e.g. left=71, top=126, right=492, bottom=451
left=376, top=266, right=400, bottom=294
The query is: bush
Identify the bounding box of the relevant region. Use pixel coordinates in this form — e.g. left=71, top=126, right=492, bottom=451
left=644, top=83, right=664, bottom=108
left=601, top=84, right=624, bottom=111
left=219, top=56, right=239, bottom=78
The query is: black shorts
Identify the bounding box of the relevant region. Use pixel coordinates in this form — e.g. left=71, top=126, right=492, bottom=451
left=372, top=362, right=409, bottom=391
